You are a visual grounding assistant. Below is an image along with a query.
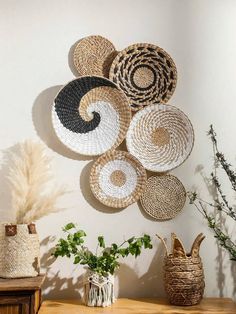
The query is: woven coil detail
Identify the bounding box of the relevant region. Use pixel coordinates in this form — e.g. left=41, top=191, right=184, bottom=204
left=52, top=76, right=131, bottom=156
left=109, top=43, right=177, bottom=110
left=90, top=150, right=147, bottom=208
left=140, top=175, right=186, bottom=220
left=126, top=103, right=194, bottom=172
left=0, top=224, right=40, bottom=278
left=73, top=35, right=117, bottom=78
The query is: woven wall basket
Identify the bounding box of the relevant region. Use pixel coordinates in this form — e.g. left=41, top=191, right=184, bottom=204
left=0, top=224, right=40, bottom=278
left=109, top=43, right=177, bottom=111
left=126, top=104, right=194, bottom=172
left=52, top=76, right=131, bottom=156
left=159, top=233, right=205, bottom=306
left=73, top=35, right=117, bottom=78
left=140, top=175, right=186, bottom=220
left=90, top=150, right=147, bottom=208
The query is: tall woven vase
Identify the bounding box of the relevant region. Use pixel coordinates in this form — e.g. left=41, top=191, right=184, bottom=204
left=0, top=224, right=40, bottom=278
left=83, top=271, right=115, bottom=307
left=161, top=233, right=205, bottom=306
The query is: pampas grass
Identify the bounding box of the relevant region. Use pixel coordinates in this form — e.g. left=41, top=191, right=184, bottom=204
left=8, top=140, right=67, bottom=224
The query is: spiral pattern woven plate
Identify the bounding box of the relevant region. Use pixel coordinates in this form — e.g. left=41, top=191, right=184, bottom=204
left=73, top=35, right=117, bottom=78
left=126, top=104, right=194, bottom=172
left=90, top=150, right=147, bottom=208
left=140, top=175, right=186, bottom=220
left=52, top=76, right=131, bottom=156
left=109, top=43, right=177, bottom=110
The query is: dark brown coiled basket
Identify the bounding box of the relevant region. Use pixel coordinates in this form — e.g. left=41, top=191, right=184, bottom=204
left=158, top=233, right=205, bottom=306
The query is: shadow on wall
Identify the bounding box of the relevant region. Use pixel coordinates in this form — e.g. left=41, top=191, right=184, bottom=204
left=32, top=85, right=92, bottom=161
left=40, top=236, right=165, bottom=299
left=0, top=144, right=21, bottom=223
left=194, top=164, right=236, bottom=299
left=40, top=236, right=83, bottom=299
left=68, top=39, right=81, bottom=77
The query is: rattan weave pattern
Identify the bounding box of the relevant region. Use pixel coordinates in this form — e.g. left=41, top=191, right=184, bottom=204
left=140, top=175, right=186, bottom=220
left=74, top=35, right=117, bottom=78
left=126, top=104, right=194, bottom=172
left=90, top=150, right=147, bottom=208
left=109, top=43, right=177, bottom=110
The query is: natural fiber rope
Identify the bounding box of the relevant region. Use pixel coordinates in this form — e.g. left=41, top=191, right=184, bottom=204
left=140, top=175, right=186, bottom=220
left=73, top=35, right=117, bottom=78
left=126, top=103, right=194, bottom=172
left=109, top=43, right=177, bottom=110
left=90, top=150, right=147, bottom=208
left=0, top=224, right=40, bottom=278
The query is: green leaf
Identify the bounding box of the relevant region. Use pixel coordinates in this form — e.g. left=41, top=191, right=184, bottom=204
left=63, top=223, right=76, bottom=231
left=98, top=236, right=105, bottom=248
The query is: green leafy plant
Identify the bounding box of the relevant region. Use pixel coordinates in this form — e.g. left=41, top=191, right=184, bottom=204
left=53, top=223, right=153, bottom=276
left=188, top=125, right=236, bottom=261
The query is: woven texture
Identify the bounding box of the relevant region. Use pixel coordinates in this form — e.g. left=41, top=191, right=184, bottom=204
left=73, top=35, right=117, bottom=78
left=52, top=76, right=131, bottom=156
left=83, top=271, right=115, bottom=307
left=0, top=224, right=40, bottom=278
left=126, top=104, right=194, bottom=172
left=109, top=43, right=177, bottom=110
left=140, top=175, right=186, bottom=220
left=162, top=233, right=205, bottom=306
left=90, top=150, right=147, bottom=208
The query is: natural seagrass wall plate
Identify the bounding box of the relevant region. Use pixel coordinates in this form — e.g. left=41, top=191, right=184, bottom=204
left=109, top=43, right=177, bottom=110
left=140, top=175, right=186, bottom=220
left=126, top=103, right=194, bottom=172
left=52, top=76, right=131, bottom=156
left=73, top=35, right=117, bottom=78
left=90, top=150, right=147, bottom=208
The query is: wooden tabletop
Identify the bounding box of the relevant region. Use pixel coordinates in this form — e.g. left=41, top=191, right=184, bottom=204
left=38, top=298, right=236, bottom=313
left=0, top=275, right=45, bottom=291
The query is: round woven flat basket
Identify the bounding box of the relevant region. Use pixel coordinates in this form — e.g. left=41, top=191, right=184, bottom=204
left=90, top=150, right=147, bottom=208
left=109, top=43, right=177, bottom=111
left=140, top=175, right=186, bottom=220
left=73, top=35, right=117, bottom=78
left=52, top=76, right=131, bottom=156
left=126, top=103, right=194, bottom=172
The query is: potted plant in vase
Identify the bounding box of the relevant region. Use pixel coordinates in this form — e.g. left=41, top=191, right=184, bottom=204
left=0, top=140, right=66, bottom=278
left=53, top=222, right=153, bottom=307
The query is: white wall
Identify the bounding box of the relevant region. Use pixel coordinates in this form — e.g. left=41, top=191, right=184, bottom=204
left=0, top=0, right=236, bottom=300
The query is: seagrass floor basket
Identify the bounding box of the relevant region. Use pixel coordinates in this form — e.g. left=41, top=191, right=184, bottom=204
left=0, top=224, right=40, bottom=278
left=158, top=233, right=205, bottom=306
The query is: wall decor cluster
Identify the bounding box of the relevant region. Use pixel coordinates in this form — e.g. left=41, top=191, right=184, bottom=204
left=52, top=35, right=194, bottom=217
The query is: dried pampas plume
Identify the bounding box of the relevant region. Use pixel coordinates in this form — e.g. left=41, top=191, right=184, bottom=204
left=8, top=140, right=67, bottom=224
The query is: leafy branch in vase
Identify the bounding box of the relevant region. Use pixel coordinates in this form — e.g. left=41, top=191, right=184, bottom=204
left=188, top=125, right=236, bottom=261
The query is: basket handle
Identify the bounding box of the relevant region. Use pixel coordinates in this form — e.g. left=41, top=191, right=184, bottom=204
left=172, top=233, right=187, bottom=258
left=190, top=233, right=205, bottom=257
left=156, top=234, right=169, bottom=255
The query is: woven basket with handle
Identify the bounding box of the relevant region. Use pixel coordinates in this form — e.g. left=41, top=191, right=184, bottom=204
left=0, top=224, right=40, bottom=278
left=158, top=233, right=205, bottom=306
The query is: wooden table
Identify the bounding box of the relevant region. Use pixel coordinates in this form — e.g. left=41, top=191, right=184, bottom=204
left=39, top=298, right=236, bottom=313
left=0, top=275, right=45, bottom=314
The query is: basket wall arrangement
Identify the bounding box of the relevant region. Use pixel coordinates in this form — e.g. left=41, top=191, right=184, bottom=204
left=109, top=43, right=177, bottom=110
left=0, top=224, right=40, bottom=278
left=158, top=233, right=205, bottom=306
left=90, top=150, right=147, bottom=208
left=126, top=103, right=194, bottom=172
left=52, top=76, right=131, bottom=156
left=73, top=35, right=117, bottom=78
left=140, top=175, right=186, bottom=220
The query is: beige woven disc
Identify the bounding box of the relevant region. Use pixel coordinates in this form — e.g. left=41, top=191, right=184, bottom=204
left=126, top=103, right=194, bottom=172
left=109, top=43, right=177, bottom=111
left=73, top=35, right=117, bottom=78
left=140, top=175, right=186, bottom=220
left=90, top=150, right=147, bottom=208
